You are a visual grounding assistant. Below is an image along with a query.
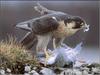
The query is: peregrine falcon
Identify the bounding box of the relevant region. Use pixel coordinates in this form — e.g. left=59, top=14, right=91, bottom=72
left=16, top=4, right=88, bottom=64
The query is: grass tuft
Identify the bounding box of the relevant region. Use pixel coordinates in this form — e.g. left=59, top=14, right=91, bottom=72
left=0, top=37, right=39, bottom=74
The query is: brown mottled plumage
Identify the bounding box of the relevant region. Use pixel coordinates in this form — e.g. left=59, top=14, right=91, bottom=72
left=16, top=4, right=87, bottom=62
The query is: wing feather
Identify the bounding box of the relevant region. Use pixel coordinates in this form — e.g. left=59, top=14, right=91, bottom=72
left=16, top=12, right=70, bottom=34
left=31, top=12, right=70, bottom=34
left=32, top=16, right=59, bottom=34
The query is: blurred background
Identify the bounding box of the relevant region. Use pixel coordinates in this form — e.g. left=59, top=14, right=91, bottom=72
left=0, top=1, right=99, bottom=63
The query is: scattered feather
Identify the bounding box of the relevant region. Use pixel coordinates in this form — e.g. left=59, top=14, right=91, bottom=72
left=39, top=42, right=83, bottom=67
left=84, top=24, right=90, bottom=32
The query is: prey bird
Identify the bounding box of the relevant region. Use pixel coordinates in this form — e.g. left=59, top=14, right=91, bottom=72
left=16, top=3, right=89, bottom=65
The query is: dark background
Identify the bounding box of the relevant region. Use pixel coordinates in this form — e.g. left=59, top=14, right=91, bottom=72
left=0, top=1, right=99, bottom=48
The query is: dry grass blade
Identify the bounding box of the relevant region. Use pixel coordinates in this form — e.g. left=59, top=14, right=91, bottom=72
left=0, top=37, right=39, bottom=74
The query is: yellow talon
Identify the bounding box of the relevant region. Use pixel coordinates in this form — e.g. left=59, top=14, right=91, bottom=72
left=44, top=49, right=50, bottom=66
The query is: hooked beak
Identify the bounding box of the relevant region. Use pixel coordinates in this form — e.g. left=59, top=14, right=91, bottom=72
left=16, top=23, right=32, bottom=32
left=83, top=23, right=90, bottom=32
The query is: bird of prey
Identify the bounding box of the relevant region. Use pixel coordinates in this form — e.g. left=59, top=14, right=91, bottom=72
left=16, top=3, right=89, bottom=65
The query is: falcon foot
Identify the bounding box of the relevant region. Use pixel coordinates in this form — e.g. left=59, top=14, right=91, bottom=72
left=44, top=49, right=50, bottom=66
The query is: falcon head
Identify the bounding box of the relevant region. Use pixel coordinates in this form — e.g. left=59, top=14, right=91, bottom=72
left=64, top=16, right=89, bottom=31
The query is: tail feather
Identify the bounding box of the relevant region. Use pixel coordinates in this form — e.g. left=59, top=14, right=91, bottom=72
left=34, top=3, right=55, bottom=15
left=20, top=32, right=37, bottom=49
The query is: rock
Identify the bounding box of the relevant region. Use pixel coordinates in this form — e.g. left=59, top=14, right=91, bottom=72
left=39, top=67, right=56, bottom=75
left=73, top=69, right=82, bottom=75
left=30, top=70, right=39, bottom=75
left=61, top=69, right=76, bottom=75
left=0, top=67, right=5, bottom=75
left=24, top=73, right=30, bottom=75
left=24, top=64, right=31, bottom=73
left=82, top=70, right=88, bottom=75
left=6, top=68, right=12, bottom=75
left=6, top=68, right=11, bottom=73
